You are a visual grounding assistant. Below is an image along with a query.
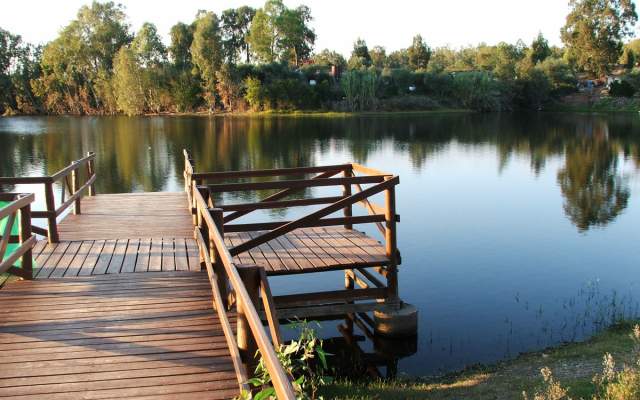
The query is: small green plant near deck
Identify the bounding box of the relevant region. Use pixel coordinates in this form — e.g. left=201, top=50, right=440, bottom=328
left=524, top=325, right=640, bottom=400
left=237, top=321, right=333, bottom=400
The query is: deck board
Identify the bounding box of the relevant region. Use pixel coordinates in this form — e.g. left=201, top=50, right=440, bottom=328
left=225, top=227, right=390, bottom=276
left=0, top=272, right=239, bottom=399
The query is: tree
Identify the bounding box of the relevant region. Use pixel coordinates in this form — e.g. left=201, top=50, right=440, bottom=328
left=247, top=0, right=284, bottom=63
left=132, top=23, right=166, bottom=67
left=312, top=49, right=346, bottom=70
left=113, top=46, right=145, bottom=116
left=348, top=38, right=371, bottom=69
left=407, top=34, right=431, bottom=70
left=247, top=0, right=314, bottom=65
left=190, top=10, right=224, bottom=109
left=530, top=32, right=551, bottom=64
left=0, top=28, right=22, bottom=114
left=221, top=6, right=256, bottom=63
left=169, top=22, right=193, bottom=69
left=33, top=1, right=131, bottom=114
left=369, top=46, right=387, bottom=69
left=561, top=0, right=638, bottom=76
left=277, top=5, right=315, bottom=66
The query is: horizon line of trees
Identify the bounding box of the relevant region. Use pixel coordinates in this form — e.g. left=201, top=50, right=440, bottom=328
left=0, top=0, right=638, bottom=116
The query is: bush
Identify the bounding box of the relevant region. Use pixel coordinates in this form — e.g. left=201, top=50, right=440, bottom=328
left=341, top=70, right=378, bottom=111
left=377, top=95, right=440, bottom=111
left=609, top=80, right=636, bottom=98
left=452, top=71, right=504, bottom=112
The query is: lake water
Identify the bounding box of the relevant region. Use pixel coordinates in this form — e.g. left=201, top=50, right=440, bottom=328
left=1, top=112, right=639, bottom=377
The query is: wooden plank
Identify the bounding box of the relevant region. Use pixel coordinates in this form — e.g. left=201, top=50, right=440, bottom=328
left=185, top=238, right=200, bottom=271
left=148, top=238, right=162, bottom=272
left=245, top=231, right=285, bottom=273
left=175, top=238, right=189, bottom=271
left=64, top=240, right=94, bottom=277
left=121, top=238, right=139, bottom=273
left=92, top=239, right=116, bottom=275
left=161, top=238, right=176, bottom=271
left=48, top=241, right=81, bottom=278
left=106, top=239, right=128, bottom=274
left=135, top=238, right=151, bottom=272
left=77, top=240, right=105, bottom=276
left=35, top=241, right=70, bottom=279
left=207, top=175, right=385, bottom=193
left=193, top=164, right=350, bottom=180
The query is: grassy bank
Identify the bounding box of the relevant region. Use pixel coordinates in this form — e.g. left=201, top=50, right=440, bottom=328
left=550, top=97, right=640, bottom=113
left=215, top=108, right=473, bottom=118
left=321, top=321, right=639, bottom=399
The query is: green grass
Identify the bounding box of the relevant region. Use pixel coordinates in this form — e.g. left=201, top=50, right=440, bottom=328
left=321, top=321, right=639, bottom=400
left=549, top=97, right=640, bottom=113
left=216, top=109, right=473, bottom=118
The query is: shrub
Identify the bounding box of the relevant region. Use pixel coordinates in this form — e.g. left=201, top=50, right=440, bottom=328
left=452, top=71, right=503, bottom=111
left=609, top=80, right=636, bottom=98
left=239, top=321, right=332, bottom=400
left=341, top=70, right=378, bottom=111
left=244, top=76, right=263, bottom=111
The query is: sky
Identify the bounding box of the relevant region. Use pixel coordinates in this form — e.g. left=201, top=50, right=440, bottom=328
left=0, top=0, right=576, bottom=56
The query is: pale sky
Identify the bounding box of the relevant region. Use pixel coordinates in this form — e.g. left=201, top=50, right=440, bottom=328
left=1, top=0, right=581, bottom=56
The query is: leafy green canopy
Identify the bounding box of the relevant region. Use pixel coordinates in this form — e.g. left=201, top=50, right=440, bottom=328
left=561, top=0, right=638, bottom=77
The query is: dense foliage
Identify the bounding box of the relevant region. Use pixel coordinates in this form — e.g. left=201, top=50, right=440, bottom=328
left=0, top=0, right=638, bottom=115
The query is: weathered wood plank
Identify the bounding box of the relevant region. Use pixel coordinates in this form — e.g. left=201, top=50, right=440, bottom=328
left=0, top=272, right=240, bottom=400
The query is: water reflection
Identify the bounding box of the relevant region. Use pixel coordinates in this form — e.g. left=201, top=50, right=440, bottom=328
left=1, top=113, right=640, bottom=376
left=558, top=120, right=630, bottom=232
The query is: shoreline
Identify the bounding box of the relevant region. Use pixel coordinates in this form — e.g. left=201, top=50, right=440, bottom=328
left=322, top=320, right=639, bottom=399
left=4, top=107, right=640, bottom=118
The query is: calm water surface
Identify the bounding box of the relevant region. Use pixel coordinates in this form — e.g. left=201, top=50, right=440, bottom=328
left=1, top=112, right=639, bottom=377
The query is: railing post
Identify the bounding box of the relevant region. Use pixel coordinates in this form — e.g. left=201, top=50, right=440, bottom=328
left=343, top=165, right=353, bottom=230
left=19, top=199, right=33, bottom=279
left=44, top=182, right=58, bottom=243
left=237, top=264, right=261, bottom=371
left=71, top=161, right=81, bottom=215
left=86, top=152, right=95, bottom=196
left=384, top=178, right=399, bottom=308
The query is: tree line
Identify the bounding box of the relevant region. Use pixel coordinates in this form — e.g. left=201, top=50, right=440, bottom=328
left=0, top=0, right=638, bottom=116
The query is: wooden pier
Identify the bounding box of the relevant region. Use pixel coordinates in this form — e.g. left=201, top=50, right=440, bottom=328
left=0, top=150, right=407, bottom=399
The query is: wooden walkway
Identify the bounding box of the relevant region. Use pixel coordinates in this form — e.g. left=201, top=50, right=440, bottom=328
left=57, top=193, right=194, bottom=241
left=0, top=192, right=242, bottom=399
left=0, top=272, right=239, bottom=399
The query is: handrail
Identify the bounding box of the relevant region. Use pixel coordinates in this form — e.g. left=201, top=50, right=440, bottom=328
left=0, top=152, right=96, bottom=243
left=0, top=193, right=35, bottom=280
left=194, top=227, right=250, bottom=394
left=192, top=187, right=296, bottom=399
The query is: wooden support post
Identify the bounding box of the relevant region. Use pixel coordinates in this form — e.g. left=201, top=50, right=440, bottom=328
left=44, top=182, right=58, bottom=243
left=86, top=152, right=95, bottom=196
left=384, top=179, right=399, bottom=307
left=237, top=264, right=261, bottom=370
left=71, top=161, right=81, bottom=215
left=19, top=201, right=33, bottom=279
left=343, top=166, right=353, bottom=230
left=210, top=207, right=228, bottom=308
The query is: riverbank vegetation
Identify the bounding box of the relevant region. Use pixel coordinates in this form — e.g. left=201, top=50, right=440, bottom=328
left=0, top=0, right=639, bottom=116
left=321, top=321, right=640, bottom=399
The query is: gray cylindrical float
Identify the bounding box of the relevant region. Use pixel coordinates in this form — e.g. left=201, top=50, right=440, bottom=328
left=374, top=303, right=418, bottom=337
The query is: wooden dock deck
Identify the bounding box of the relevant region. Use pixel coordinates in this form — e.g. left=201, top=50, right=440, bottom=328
left=0, top=150, right=405, bottom=399
left=0, top=272, right=239, bottom=399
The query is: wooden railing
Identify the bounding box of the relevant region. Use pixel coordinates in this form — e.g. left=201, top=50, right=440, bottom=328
left=192, top=184, right=295, bottom=398
left=183, top=150, right=401, bottom=306
left=0, top=193, right=36, bottom=280
left=0, top=152, right=96, bottom=243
